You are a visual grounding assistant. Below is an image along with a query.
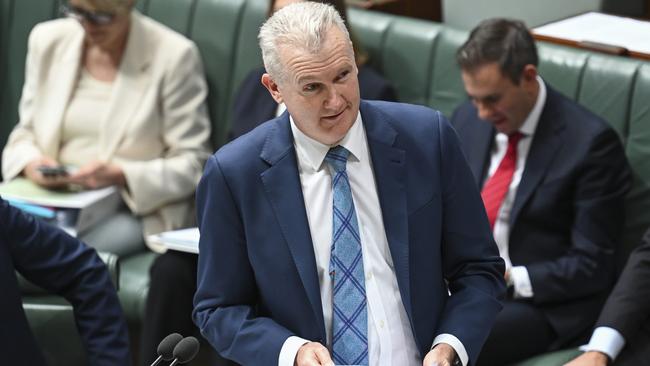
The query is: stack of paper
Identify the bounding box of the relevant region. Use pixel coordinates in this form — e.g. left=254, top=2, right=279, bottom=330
left=148, top=227, right=200, bottom=254
left=0, top=178, right=121, bottom=237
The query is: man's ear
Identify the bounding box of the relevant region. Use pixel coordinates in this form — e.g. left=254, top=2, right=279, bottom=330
left=261, top=73, right=283, bottom=104
left=521, top=64, right=538, bottom=83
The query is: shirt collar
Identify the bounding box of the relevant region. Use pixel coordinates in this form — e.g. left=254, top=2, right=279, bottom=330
left=518, top=76, right=546, bottom=137
left=290, top=111, right=366, bottom=172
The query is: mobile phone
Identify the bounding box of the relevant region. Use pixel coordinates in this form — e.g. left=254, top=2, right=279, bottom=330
left=37, top=165, right=69, bottom=177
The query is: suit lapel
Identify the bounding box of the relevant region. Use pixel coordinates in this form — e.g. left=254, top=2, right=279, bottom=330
left=100, top=11, right=152, bottom=160
left=510, top=93, right=565, bottom=227
left=259, top=115, right=326, bottom=340
left=360, top=101, right=413, bottom=318
left=38, top=27, right=84, bottom=159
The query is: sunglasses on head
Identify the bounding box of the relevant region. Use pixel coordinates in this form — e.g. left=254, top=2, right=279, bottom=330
left=60, top=4, right=116, bottom=26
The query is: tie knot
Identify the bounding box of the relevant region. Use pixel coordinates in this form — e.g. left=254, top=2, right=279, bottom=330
left=508, top=131, right=523, bottom=146
left=325, top=145, right=350, bottom=172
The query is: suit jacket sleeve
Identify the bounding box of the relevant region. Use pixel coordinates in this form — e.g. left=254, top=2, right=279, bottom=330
left=526, top=127, right=631, bottom=303
left=1, top=24, right=48, bottom=180
left=596, top=229, right=650, bottom=341
left=434, top=115, right=507, bottom=364
left=120, top=42, right=212, bottom=215
left=1, top=199, right=131, bottom=366
left=193, top=156, right=294, bottom=364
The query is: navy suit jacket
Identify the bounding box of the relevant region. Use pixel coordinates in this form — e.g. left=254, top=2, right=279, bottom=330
left=595, top=228, right=650, bottom=363
left=194, top=100, right=506, bottom=365
left=228, top=65, right=397, bottom=141
left=452, top=86, right=632, bottom=347
left=0, top=199, right=131, bottom=365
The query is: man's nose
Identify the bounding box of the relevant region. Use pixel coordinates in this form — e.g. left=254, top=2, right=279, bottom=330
left=324, top=86, right=344, bottom=109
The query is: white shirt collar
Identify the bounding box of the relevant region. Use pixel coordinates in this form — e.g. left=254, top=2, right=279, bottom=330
left=518, top=76, right=546, bottom=137
left=290, top=111, right=366, bottom=172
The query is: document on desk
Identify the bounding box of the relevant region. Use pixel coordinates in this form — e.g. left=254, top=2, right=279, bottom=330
left=148, top=227, right=200, bottom=254
left=533, top=12, right=650, bottom=55
left=0, top=177, right=121, bottom=236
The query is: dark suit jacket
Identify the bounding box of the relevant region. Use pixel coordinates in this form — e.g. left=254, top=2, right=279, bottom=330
left=193, top=100, right=506, bottom=365
left=596, top=229, right=650, bottom=365
left=452, top=86, right=632, bottom=348
left=228, top=65, right=397, bottom=141
left=0, top=199, right=131, bottom=365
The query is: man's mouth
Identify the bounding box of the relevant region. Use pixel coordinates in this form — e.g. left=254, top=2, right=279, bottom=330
left=322, top=108, right=346, bottom=121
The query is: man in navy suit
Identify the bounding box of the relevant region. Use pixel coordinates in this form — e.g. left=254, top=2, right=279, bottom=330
left=451, top=18, right=631, bottom=365
left=0, top=198, right=130, bottom=365
left=193, top=3, right=505, bottom=366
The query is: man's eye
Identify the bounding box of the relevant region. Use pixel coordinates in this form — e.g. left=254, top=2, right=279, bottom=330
left=303, top=84, right=320, bottom=92
left=336, top=70, right=350, bottom=82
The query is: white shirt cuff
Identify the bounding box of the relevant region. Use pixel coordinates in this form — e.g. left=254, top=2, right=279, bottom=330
left=432, top=333, right=468, bottom=366
left=278, top=336, right=310, bottom=366
left=580, top=326, right=626, bottom=361
left=510, top=266, right=534, bottom=298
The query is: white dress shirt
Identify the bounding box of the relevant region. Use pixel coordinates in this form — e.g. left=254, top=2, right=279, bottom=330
left=278, top=112, right=468, bottom=366
left=485, top=76, right=546, bottom=298
left=581, top=326, right=626, bottom=361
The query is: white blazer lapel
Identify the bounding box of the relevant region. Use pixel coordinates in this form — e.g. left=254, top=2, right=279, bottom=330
left=99, top=11, right=152, bottom=160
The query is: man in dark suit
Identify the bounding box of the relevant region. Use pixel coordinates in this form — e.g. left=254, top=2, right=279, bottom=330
left=565, top=229, right=650, bottom=366
left=0, top=198, right=131, bottom=365
left=451, top=18, right=632, bottom=365
left=193, top=3, right=505, bottom=366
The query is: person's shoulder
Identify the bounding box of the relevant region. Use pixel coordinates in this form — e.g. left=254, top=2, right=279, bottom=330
left=29, top=18, right=80, bottom=46
left=545, top=87, right=613, bottom=136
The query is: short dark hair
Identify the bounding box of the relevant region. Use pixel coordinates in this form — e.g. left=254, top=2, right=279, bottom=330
left=456, top=18, right=538, bottom=84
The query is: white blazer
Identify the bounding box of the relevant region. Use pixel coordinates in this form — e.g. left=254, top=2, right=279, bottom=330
left=2, top=11, right=212, bottom=252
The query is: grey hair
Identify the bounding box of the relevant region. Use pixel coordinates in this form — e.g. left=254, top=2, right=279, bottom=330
left=258, top=2, right=351, bottom=84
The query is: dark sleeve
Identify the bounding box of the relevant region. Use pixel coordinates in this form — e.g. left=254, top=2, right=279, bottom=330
left=1, top=199, right=131, bottom=366
left=596, top=229, right=650, bottom=340
left=358, top=65, right=398, bottom=102
left=435, top=113, right=507, bottom=363
left=193, top=156, right=293, bottom=364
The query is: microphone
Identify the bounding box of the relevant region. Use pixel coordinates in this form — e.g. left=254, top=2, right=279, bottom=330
left=169, top=336, right=200, bottom=366
left=149, top=333, right=183, bottom=366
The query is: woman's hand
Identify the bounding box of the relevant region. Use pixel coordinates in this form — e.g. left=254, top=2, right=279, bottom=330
left=23, top=157, right=70, bottom=189
left=68, top=161, right=126, bottom=189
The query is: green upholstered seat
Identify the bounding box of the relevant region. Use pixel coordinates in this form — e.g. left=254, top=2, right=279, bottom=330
left=537, top=42, right=590, bottom=100
left=382, top=16, right=443, bottom=107
left=578, top=53, right=641, bottom=140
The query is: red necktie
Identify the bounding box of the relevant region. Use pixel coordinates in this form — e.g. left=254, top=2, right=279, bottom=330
left=481, top=132, right=523, bottom=229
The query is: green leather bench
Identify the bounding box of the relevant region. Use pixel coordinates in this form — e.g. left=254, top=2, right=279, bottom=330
left=2, top=0, right=650, bottom=365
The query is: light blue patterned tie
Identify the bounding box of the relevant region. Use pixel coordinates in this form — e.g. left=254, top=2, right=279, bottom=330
left=325, top=145, right=368, bottom=365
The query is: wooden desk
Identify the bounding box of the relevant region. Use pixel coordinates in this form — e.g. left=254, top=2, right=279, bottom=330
left=532, top=12, right=650, bottom=61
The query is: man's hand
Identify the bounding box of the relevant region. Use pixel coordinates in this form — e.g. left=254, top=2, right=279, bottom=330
left=423, top=343, right=457, bottom=366
left=23, top=157, right=70, bottom=189
left=68, top=161, right=126, bottom=189
left=563, top=351, right=609, bottom=366
left=294, top=342, right=334, bottom=366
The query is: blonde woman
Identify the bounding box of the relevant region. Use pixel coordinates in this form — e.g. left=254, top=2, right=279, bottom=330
left=2, top=0, right=211, bottom=256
